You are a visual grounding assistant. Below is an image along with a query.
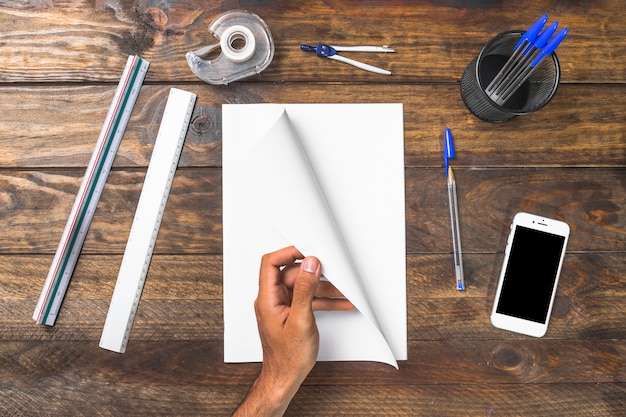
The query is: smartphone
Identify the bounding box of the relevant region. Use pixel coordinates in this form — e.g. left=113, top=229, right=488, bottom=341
left=490, top=212, right=570, bottom=337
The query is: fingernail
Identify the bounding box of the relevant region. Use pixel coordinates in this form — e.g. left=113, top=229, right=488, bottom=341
left=302, top=257, right=318, bottom=273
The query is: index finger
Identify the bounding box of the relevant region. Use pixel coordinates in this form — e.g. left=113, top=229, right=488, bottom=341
left=258, top=246, right=304, bottom=294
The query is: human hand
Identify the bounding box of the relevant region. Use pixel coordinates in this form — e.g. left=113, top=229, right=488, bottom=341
left=232, top=246, right=354, bottom=417
left=256, top=245, right=354, bottom=388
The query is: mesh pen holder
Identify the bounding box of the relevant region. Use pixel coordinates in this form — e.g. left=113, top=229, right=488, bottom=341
left=460, top=31, right=560, bottom=123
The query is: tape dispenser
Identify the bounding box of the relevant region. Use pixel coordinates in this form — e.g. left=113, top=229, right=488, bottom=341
left=186, top=10, right=274, bottom=85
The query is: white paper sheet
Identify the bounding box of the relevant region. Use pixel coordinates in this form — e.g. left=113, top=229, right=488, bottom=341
left=222, top=103, right=406, bottom=368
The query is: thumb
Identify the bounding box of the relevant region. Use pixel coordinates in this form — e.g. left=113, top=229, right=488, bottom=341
left=290, top=256, right=321, bottom=312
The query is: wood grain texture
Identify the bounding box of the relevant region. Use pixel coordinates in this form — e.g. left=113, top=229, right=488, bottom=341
left=0, top=341, right=624, bottom=415
left=0, top=168, right=623, bottom=253
left=0, top=84, right=624, bottom=169
left=3, top=296, right=625, bottom=343
left=0, top=0, right=625, bottom=83
left=1, top=377, right=624, bottom=416
left=0, top=0, right=624, bottom=415
left=0, top=340, right=624, bottom=387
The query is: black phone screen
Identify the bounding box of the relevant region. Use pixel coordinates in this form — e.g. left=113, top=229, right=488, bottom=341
left=496, top=225, right=566, bottom=323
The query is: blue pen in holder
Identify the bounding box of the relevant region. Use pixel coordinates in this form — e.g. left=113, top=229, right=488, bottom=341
left=460, top=31, right=560, bottom=123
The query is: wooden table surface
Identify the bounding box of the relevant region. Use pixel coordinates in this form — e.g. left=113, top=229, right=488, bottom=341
left=1, top=1, right=624, bottom=415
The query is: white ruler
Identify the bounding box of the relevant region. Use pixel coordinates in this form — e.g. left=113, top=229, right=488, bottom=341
left=33, top=55, right=149, bottom=326
left=99, top=88, right=197, bottom=353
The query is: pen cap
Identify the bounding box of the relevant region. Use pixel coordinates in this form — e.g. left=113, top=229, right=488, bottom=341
left=444, top=128, right=455, bottom=159
left=444, top=128, right=455, bottom=176
left=515, top=14, right=548, bottom=51
left=460, top=31, right=560, bottom=122
left=531, top=28, right=568, bottom=67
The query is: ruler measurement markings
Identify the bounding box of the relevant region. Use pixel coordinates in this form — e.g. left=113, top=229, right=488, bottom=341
left=42, top=57, right=144, bottom=322
left=34, top=55, right=149, bottom=325
left=99, top=88, right=197, bottom=353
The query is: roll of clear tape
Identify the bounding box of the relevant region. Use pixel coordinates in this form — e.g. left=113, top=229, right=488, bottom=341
left=186, top=10, right=274, bottom=85
left=220, top=25, right=256, bottom=63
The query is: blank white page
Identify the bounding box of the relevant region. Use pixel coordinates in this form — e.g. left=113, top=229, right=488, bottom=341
left=222, top=104, right=406, bottom=368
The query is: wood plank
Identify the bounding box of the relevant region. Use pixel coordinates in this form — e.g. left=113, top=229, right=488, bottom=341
left=2, top=252, right=622, bottom=301
left=0, top=84, right=624, bottom=169
left=406, top=168, right=626, bottom=253
left=0, top=340, right=623, bottom=386
left=2, top=295, right=624, bottom=342
left=0, top=377, right=623, bottom=417
left=0, top=85, right=223, bottom=168
left=2, top=252, right=623, bottom=342
left=0, top=0, right=624, bottom=83
left=1, top=167, right=624, bottom=254
left=0, top=255, right=222, bottom=300
left=0, top=168, right=223, bottom=253
left=287, top=383, right=626, bottom=417
left=1, top=254, right=624, bottom=343
left=409, top=253, right=626, bottom=299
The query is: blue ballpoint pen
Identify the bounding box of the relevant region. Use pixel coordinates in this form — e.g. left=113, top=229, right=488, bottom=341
left=444, top=129, right=465, bottom=291
left=531, top=27, right=569, bottom=67
left=521, top=20, right=558, bottom=56
left=496, top=27, right=568, bottom=105
left=485, top=14, right=548, bottom=95
left=489, top=21, right=559, bottom=101
left=444, top=127, right=455, bottom=176
left=516, top=14, right=549, bottom=51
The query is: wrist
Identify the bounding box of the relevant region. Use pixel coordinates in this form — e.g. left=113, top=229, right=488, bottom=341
left=256, top=367, right=301, bottom=410
left=232, top=369, right=302, bottom=417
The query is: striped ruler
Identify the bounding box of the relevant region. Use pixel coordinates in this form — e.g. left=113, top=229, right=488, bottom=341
left=33, top=55, right=149, bottom=326
left=99, top=88, right=197, bottom=353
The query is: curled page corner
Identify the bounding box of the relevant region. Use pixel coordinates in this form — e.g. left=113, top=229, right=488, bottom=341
left=243, top=108, right=398, bottom=368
